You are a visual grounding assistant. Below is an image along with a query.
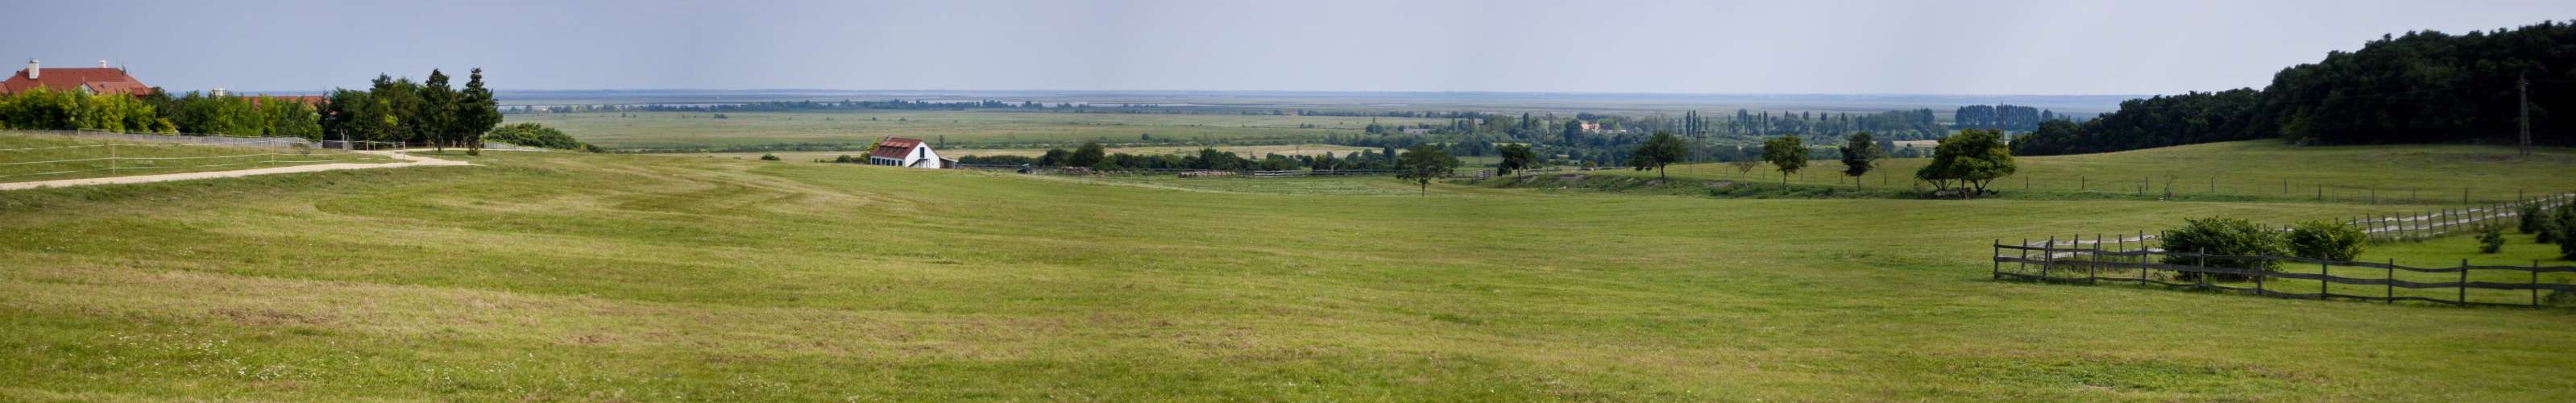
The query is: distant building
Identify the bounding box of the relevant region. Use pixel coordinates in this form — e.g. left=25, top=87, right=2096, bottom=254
left=1579, top=122, right=1603, bottom=133
left=1400, top=127, right=1432, bottom=135
left=1, top=59, right=152, bottom=96
left=867, top=137, right=952, bottom=168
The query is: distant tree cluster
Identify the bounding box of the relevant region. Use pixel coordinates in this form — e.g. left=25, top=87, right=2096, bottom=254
left=2016, top=21, right=2576, bottom=156
left=1950, top=104, right=2057, bottom=132
left=484, top=123, right=597, bottom=152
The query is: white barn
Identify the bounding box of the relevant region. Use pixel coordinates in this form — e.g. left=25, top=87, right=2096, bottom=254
left=866, top=137, right=952, bottom=168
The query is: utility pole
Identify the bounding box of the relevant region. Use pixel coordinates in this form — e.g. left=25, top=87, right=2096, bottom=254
left=2520, top=74, right=2532, bottom=156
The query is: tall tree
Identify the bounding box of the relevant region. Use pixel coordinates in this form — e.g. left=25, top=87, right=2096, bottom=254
left=1395, top=143, right=1457, bottom=196
left=1761, top=134, right=1807, bottom=184
left=456, top=68, right=503, bottom=155
left=1628, top=131, right=1686, bottom=179
left=1838, top=132, right=1881, bottom=189
left=415, top=69, right=458, bottom=152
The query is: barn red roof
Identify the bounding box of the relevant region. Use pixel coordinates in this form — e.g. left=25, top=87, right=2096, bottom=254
left=2, top=67, right=152, bottom=96
left=869, top=137, right=925, bottom=160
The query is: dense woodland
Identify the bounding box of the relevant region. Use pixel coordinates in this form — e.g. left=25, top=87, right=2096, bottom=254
left=2017, top=21, right=2576, bottom=156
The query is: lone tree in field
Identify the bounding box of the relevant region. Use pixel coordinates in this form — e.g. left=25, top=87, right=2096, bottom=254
left=1915, top=129, right=2015, bottom=198
left=1629, top=131, right=1687, bottom=179
left=1496, top=143, right=1537, bottom=177
left=1396, top=143, right=1458, bottom=196
left=1838, top=132, right=1881, bottom=189
left=1761, top=134, right=1807, bottom=183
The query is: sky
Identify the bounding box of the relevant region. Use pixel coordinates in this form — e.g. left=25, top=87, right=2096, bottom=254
left=6, top=0, right=2570, bottom=95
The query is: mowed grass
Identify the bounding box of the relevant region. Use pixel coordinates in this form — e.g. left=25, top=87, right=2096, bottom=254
left=1, top=144, right=2574, bottom=400
left=0, top=134, right=394, bottom=183
left=505, top=110, right=1453, bottom=151
left=1622, top=140, right=2576, bottom=205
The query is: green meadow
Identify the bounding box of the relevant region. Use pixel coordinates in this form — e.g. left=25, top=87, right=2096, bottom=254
left=2, top=142, right=2573, bottom=400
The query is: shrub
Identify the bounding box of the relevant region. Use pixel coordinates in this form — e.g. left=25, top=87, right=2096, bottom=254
left=2557, top=204, right=2576, bottom=260
left=759, top=153, right=781, bottom=161
left=2520, top=202, right=2549, bottom=235
left=2478, top=225, right=2505, bottom=254
left=2159, top=218, right=2287, bottom=281
left=2286, top=220, right=2367, bottom=261
left=2547, top=204, right=2570, bottom=245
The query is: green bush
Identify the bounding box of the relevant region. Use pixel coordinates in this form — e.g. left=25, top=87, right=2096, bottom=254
left=2520, top=202, right=2549, bottom=235
left=759, top=153, right=781, bottom=161
left=2557, top=204, right=2576, bottom=260
left=2546, top=204, right=2569, bottom=245
left=2159, top=218, right=2287, bottom=280
left=2286, top=220, right=2367, bottom=261
left=2478, top=225, right=2505, bottom=254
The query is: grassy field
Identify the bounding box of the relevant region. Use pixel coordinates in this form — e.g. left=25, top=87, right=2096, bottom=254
left=1624, top=140, right=2576, bottom=205
left=2, top=143, right=2574, bottom=400
left=0, top=133, right=394, bottom=184
left=504, top=110, right=1453, bottom=152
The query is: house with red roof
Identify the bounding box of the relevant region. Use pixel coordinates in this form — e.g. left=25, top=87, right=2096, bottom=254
left=2, top=60, right=152, bottom=96
left=867, top=136, right=952, bottom=168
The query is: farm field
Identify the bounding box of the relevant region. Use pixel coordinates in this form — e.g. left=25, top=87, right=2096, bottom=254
left=504, top=110, right=1453, bottom=152
left=1616, top=140, right=2576, bottom=204
left=2, top=143, right=2574, bottom=400
left=0, top=133, right=395, bottom=184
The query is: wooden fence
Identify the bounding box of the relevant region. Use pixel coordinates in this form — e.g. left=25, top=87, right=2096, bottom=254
left=2007, top=192, right=2576, bottom=255
left=2345, top=193, right=2574, bottom=242
left=1993, top=242, right=2576, bottom=307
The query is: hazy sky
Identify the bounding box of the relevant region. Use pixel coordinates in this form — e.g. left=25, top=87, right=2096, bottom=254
left=8, top=0, right=2570, bottom=95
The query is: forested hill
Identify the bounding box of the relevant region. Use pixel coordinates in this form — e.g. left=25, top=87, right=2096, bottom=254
left=2014, top=20, right=2576, bottom=156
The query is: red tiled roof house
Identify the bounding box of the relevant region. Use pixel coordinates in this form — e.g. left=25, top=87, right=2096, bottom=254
left=866, top=136, right=952, bottom=168
left=2, top=60, right=151, bottom=96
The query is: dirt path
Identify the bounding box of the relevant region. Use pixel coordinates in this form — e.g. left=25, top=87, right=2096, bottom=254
left=0, top=150, right=471, bottom=191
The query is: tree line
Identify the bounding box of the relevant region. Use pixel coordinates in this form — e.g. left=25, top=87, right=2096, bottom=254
left=0, top=68, right=512, bottom=153
left=0, top=87, right=322, bottom=137
left=2015, top=21, right=2576, bottom=156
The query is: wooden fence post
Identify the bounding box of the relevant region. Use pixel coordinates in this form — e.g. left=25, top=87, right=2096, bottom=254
left=2255, top=254, right=2267, bottom=295
left=2534, top=260, right=2543, bottom=307
left=2018, top=238, right=2030, bottom=276
left=2135, top=231, right=2149, bottom=284
left=2458, top=259, right=2470, bottom=305
left=2090, top=234, right=2102, bottom=285
left=1991, top=239, right=2001, bottom=280
left=2042, top=236, right=2057, bottom=280
left=2385, top=259, right=2396, bottom=305
left=2196, top=254, right=2210, bottom=291
left=2321, top=259, right=2330, bottom=299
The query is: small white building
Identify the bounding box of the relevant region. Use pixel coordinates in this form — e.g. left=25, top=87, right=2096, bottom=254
left=867, top=137, right=952, bottom=168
